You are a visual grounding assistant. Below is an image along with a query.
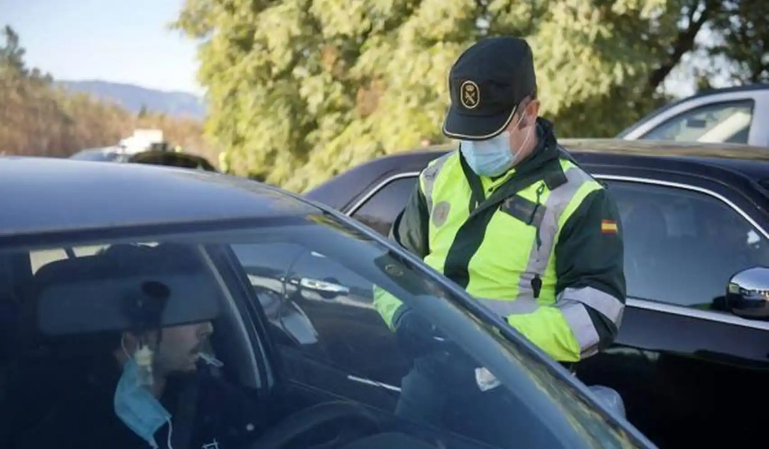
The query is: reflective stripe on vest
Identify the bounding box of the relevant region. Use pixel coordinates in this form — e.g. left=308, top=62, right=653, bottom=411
left=420, top=152, right=623, bottom=358
left=420, top=152, right=452, bottom=216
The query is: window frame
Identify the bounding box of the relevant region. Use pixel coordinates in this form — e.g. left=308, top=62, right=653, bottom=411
left=346, top=173, right=421, bottom=218
left=637, top=99, right=756, bottom=144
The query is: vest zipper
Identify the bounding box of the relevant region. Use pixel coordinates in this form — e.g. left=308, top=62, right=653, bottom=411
left=530, top=183, right=546, bottom=250
left=530, top=182, right=546, bottom=299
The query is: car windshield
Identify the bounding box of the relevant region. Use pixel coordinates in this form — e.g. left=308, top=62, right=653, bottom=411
left=0, top=212, right=639, bottom=449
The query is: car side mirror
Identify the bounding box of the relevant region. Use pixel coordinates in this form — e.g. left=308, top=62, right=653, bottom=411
left=725, top=267, right=769, bottom=320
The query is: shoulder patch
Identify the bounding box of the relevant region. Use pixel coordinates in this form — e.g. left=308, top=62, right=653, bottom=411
left=601, top=219, right=618, bottom=234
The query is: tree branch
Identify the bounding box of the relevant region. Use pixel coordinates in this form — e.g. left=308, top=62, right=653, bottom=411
left=648, top=0, right=719, bottom=90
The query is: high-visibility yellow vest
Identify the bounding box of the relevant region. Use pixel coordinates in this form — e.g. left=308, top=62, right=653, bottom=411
left=374, top=150, right=620, bottom=362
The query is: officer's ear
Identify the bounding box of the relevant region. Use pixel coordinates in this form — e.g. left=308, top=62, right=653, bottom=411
left=523, top=99, right=540, bottom=127
left=516, top=98, right=539, bottom=129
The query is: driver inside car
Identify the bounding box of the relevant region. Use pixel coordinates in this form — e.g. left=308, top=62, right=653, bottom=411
left=14, top=244, right=274, bottom=449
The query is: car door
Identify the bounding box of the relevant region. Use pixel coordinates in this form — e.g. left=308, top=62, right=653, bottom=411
left=575, top=171, right=769, bottom=448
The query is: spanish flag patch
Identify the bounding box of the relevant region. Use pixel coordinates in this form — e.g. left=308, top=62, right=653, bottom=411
left=601, top=220, right=618, bottom=234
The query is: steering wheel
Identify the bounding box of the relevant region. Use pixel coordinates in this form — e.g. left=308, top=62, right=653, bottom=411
left=249, top=401, right=382, bottom=449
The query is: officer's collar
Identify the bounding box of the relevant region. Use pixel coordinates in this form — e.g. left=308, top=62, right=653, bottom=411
left=483, top=118, right=558, bottom=182
left=517, top=118, right=559, bottom=167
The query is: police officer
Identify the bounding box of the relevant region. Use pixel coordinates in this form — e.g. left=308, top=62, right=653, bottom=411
left=374, top=36, right=626, bottom=424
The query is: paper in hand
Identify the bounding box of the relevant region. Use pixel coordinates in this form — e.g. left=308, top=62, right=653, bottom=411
left=475, top=367, right=501, bottom=392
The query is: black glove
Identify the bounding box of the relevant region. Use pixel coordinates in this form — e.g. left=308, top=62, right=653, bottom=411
left=395, top=309, right=480, bottom=390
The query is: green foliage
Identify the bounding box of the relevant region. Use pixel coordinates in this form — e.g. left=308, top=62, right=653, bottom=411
left=707, top=0, right=769, bottom=84
left=173, top=0, right=765, bottom=192
left=1, top=26, right=27, bottom=76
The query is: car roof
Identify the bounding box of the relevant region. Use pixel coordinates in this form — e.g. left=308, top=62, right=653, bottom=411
left=0, top=156, right=318, bottom=237
left=305, top=138, right=769, bottom=211
left=560, top=138, right=769, bottom=182
left=335, top=138, right=769, bottom=183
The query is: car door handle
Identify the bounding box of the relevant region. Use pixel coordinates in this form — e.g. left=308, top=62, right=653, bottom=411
left=299, top=278, right=349, bottom=294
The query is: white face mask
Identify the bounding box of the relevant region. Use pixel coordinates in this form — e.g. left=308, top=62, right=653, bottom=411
left=460, top=114, right=533, bottom=176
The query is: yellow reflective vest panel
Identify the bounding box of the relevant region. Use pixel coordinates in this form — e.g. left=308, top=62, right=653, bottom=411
left=375, top=127, right=626, bottom=362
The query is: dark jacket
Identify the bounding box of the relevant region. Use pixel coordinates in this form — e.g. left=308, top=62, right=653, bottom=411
left=13, top=359, right=270, bottom=449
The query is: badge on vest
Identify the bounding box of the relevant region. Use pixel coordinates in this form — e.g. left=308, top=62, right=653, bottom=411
left=499, top=196, right=547, bottom=228
left=432, top=201, right=451, bottom=227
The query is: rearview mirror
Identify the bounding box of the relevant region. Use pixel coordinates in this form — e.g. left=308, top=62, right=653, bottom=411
left=725, top=267, right=769, bottom=320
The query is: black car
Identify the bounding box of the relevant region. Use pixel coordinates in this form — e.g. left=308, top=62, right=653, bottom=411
left=305, top=138, right=769, bottom=448
left=70, top=146, right=218, bottom=172
left=0, top=156, right=654, bottom=449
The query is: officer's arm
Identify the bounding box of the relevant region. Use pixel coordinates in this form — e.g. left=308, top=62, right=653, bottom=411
left=506, top=188, right=625, bottom=362
left=373, top=181, right=430, bottom=333
left=389, top=182, right=430, bottom=258
left=554, top=187, right=626, bottom=352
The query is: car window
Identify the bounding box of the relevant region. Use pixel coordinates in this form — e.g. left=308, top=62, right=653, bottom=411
left=607, top=180, right=769, bottom=308
left=224, top=217, right=635, bottom=448
left=639, top=100, right=754, bottom=144
left=0, top=217, right=637, bottom=449
left=29, top=245, right=110, bottom=272
left=351, top=177, right=418, bottom=235
left=0, top=242, right=230, bottom=449
left=232, top=242, right=411, bottom=395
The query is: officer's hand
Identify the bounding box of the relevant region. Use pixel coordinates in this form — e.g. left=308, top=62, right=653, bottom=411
left=394, top=309, right=448, bottom=359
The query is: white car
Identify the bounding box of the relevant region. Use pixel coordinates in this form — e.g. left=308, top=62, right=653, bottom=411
left=618, top=84, right=769, bottom=147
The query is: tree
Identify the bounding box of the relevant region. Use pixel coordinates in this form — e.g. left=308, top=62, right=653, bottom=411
left=0, top=26, right=27, bottom=76
left=172, top=0, right=757, bottom=192
left=707, top=0, right=769, bottom=84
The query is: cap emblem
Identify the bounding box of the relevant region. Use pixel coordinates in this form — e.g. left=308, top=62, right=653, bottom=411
left=459, top=80, right=480, bottom=109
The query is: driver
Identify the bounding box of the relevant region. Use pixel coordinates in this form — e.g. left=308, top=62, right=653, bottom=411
left=15, top=244, right=273, bottom=449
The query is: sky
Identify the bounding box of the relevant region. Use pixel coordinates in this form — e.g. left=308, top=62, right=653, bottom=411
left=4, top=0, right=203, bottom=94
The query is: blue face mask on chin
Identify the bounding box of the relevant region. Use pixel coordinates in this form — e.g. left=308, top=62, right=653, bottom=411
left=460, top=131, right=514, bottom=177
left=114, top=359, right=172, bottom=448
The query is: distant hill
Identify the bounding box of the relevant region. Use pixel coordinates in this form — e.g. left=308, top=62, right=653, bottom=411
left=56, top=80, right=206, bottom=119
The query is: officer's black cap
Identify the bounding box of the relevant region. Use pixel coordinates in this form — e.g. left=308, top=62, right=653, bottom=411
left=442, top=36, right=537, bottom=141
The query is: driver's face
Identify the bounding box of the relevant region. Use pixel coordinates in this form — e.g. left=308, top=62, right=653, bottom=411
left=154, top=321, right=214, bottom=375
